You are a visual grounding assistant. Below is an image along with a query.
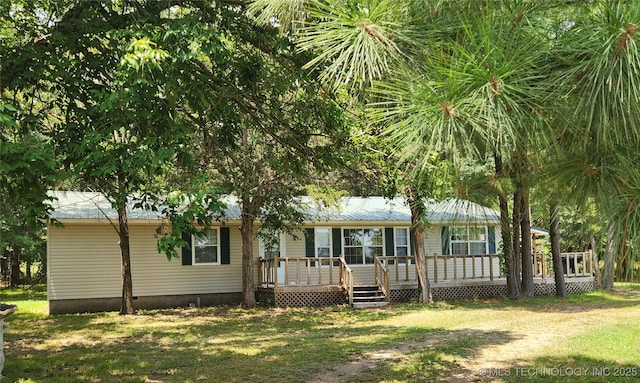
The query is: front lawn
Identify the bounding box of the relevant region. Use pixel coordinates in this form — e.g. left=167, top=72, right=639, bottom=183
left=1, top=286, right=639, bottom=382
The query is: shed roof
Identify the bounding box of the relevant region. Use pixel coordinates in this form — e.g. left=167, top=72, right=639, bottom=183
left=48, top=191, right=499, bottom=224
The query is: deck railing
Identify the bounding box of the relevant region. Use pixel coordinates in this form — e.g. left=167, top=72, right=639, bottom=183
left=374, top=257, right=391, bottom=302
left=340, top=257, right=354, bottom=305
left=260, top=251, right=595, bottom=289
left=533, top=253, right=547, bottom=278
left=260, top=257, right=277, bottom=286
left=259, top=256, right=341, bottom=287
left=430, top=251, right=594, bottom=283
left=376, top=256, right=416, bottom=284
left=558, top=251, right=595, bottom=277
left=431, top=253, right=496, bottom=284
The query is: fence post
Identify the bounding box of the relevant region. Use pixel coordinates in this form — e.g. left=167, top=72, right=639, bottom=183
left=433, top=253, right=438, bottom=284
left=445, top=255, right=449, bottom=281
left=489, top=253, right=494, bottom=281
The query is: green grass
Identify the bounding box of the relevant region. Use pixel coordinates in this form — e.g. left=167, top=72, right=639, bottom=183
left=0, top=285, right=638, bottom=382
left=1, top=284, right=48, bottom=317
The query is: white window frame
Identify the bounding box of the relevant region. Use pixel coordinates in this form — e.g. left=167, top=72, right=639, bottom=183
left=393, top=227, right=412, bottom=264
left=450, top=226, right=488, bottom=255
left=193, top=228, right=221, bottom=265
left=342, top=227, right=384, bottom=265
left=314, top=227, right=332, bottom=258
left=393, top=227, right=410, bottom=257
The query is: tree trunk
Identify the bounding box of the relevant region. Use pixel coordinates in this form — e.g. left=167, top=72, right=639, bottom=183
left=26, top=258, right=32, bottom=284
left=590, top=234, right=601, bottom=287
left=602, top=223, right=615, bottom=290
left=616, top=251, right=628, bottom=282
left=240, top=202, right=257, bottom=309
left=1, top=248, right=9, bottom=284
left=512, top=189, right=522, bottom=296
left=495, top=155, right=518, bottom=299
left=10, top=245, right=20, bottom=289
left=520, top=183, right=534, bottom=298
left=406, top=186, right=432, bottom=304
left=550, top=203, right=567, bottom=298
left=118, top=204, right=135, bottom=315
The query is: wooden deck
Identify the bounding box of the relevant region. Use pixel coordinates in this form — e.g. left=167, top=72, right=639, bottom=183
left=258, top=251, right=597, bottom=307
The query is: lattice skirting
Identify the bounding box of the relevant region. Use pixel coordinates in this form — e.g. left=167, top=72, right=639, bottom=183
left=272, top=290, right=347, bottom=307
left=431, top=280, right=595, bottom=301
left=432, top=285, right=508, bottom=301
left=391, top=288, right=420, bottom=302
left=260, top=280, right=596, bottom=307
left=568, top=280, right=596, bottom=294
left=535, top=280, right=596, bottom=296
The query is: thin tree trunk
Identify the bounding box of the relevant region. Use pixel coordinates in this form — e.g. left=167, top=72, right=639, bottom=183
left=520, top=183, right=534, bottom=298
left=512, top=190, right=522, bottom=295
left=10, top=245, right=20, bottom=289
left=406, top=186, right=432, bottom=304
left=550, top=203, right=567, bottom=298
left=616, top=251, right=628, bottom=282
left=118, top=204, right=135, bottom=315
left=238, top=126, right=257, bottom=309
left=602, top=223, right=616, bottom=290
left=240, top=201, right=257, bottom=308
left=26, top=259, right=32, bottom=284
left=495, top=155, right=518, bottom=299
left=1, top=249, right=8, bottom=283
left=590, top=234, right=601, bottom=287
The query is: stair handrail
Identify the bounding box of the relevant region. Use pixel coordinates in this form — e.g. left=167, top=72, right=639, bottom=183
left=374, top=256, right=390, bottom=302
left=339, top=256, right=354, bottom=306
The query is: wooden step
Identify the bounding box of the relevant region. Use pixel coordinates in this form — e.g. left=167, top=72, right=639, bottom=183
left=353, top=290, right=384, bottom=298
left=349, top=284, right=388, bottom=308
left=352, top=301, right=388, bottom=309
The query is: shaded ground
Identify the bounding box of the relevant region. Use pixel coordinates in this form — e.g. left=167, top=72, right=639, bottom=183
left=4, top=287, right=639, bottom=383
left=309, top=288, right=640, bottom=383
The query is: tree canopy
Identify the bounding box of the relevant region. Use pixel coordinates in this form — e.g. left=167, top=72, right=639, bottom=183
left=2, top=0, right=640, bottom=308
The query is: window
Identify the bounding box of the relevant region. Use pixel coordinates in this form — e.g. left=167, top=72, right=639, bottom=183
left=450, top=226, right=487, bottom=255
left=343, top=228, right=383, bottom=264
left=315, top=228, right=331, bottom=257
left=394, top=228, right=409, bottom=257
left=193, top=228, right=220, bottom=264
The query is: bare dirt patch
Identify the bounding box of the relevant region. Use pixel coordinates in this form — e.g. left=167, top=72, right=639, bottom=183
left=308, top=295, right=640, bottom=383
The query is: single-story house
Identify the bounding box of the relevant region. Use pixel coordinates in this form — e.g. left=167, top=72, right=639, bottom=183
left=47, top=191, right=595, bottom=313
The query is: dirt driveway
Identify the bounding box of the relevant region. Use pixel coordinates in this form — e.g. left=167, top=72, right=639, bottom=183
left=309, top=289, right=640, bottom=383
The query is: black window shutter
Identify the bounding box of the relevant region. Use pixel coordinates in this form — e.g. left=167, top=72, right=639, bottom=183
left=441, top=226, right=450, bottom=255
left=332, top=228, right=342, bottom=257
left=488, top=226, right=496, bottom=254
left=304, top=228, right=315, bottom=257
left=181, top=232, right=192, bottom=266
left=220, top=227, right=231, bottom=264
left=384, top=228, right=394, bottom=256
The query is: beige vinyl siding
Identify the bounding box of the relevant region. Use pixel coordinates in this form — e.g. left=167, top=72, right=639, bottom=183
left=284, top=231, right=306, bottom=258
left=351, top=266, right=376, bottom=285
left=129, top=225, right=245, bottom=296
left=423, top=226, right=443, bottom=256
left=48, top=222, right=258, bottom=300
left=48, top=224, right=123, bottom=300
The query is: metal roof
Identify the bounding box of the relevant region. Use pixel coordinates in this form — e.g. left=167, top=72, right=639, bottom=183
left=48, top=191, right=499, bottom=224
